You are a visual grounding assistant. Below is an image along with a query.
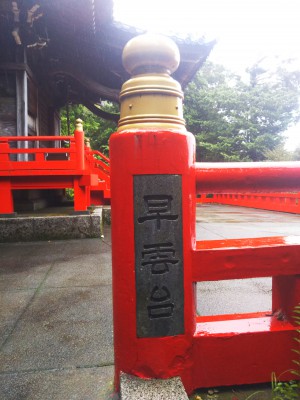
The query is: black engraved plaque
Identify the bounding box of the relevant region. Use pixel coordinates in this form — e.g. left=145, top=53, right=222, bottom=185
left=134, top=174, right=184, bottom=338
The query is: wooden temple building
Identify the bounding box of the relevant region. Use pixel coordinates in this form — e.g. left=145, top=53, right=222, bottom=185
left=0, top=0, right=214, bottom=215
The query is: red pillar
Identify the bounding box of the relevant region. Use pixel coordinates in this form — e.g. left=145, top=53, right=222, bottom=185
left=74, top=119, right=85, bottom=170
left=272, top=276, right=300, bottom=319
left=111, top=129, right=196, bottom=389
left=73, top=178, right=88, bottom=212
left=72, top=118, right=88, bottom=212
left=0, top=178, right=14, bottom=215
left=0, top=140, right=14, bottom=215
left=110, top=34, right=196, bottom=393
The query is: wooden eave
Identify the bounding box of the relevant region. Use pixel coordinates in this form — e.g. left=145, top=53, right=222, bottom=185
left=0, top=0, right=215, bottom=110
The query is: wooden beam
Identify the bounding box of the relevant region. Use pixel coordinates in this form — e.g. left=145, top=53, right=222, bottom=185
left=83, top=101, right=119, bottom=122
left=16, top=68, right=28, bottom=161
left=0, top=62, right=35, bottom=82
left=49, top=67, right=120, bottom=102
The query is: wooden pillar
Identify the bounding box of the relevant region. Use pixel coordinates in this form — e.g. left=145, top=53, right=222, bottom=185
left=73, top=178, right=88, bottom=212
left=16, top=52, right=28, bottom=161
left=0, top=178, right=14, bottom=215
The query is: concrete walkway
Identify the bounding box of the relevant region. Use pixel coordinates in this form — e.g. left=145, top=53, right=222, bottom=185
left=0, top=225, right=115, bottom=400
left=1, top=204, right=300, bottom=399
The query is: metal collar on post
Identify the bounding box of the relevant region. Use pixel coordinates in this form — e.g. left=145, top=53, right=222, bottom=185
left=118, top=33, right=186, bottom=131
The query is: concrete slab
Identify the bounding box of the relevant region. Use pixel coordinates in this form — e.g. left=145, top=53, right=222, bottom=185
left=43, top=249, right=112, bottom=288
left=0, top=256, right=52, bottom=291
left=120, top=373, right=188, bottom=400
left=197, top=222, right=300, bottom=240
left=0, top=290, right=35, bottom=347
left=0, top=365, right=116, bottom=400
left=0, top=286, right=113, bottom=372
left=0, top=214, right=102, bottom=243
left=43, top=255, right=111, bottom=287
left=197, top=278, right=272, bottom=316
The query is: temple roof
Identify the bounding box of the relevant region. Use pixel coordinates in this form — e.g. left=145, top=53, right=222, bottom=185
left=1, top=0, right=215, bottom=112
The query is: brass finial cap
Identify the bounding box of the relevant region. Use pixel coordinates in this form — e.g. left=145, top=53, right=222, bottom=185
left=75, top=118, right=83, bottom=132
left=122, top=33, right=180, bottom=75
left=118, top=33, right=186, bottom=132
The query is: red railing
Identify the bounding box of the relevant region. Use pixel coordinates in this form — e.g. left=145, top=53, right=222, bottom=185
left=109, top=34, right=300, bottom=396
left=85, top=148, right=110, bottom=204
left=0, top=132, right=111, bottom=214
left=197, top=192, right=300, bottom=214
left=195, top=161, right=300, bottom=213
left=0, top=135, right=79, bottom=169
left=195, top=161, right=300, bottom=193
left=111, top=131, right=300, bottom=394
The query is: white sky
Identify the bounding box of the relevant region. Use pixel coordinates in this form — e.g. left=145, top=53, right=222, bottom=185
left=113, top=0, right=300, bottom=150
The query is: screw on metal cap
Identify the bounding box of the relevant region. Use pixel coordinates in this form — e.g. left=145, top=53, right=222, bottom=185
left=118, top=33, right=186, bottom=132
left=122, top=33, right=180, bottom=75
left=75, top=118, right=83, bottom=132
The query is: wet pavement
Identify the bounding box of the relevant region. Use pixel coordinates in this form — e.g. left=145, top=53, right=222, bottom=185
left=1, top=204, right=300, bottom=399
left=195, top=204, right=300, bottom=317
left=0, top=227, right=115, bottom=400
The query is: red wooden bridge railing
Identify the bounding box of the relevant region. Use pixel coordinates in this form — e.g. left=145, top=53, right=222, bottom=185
left=0, top=125, right=110, bottom=215
left=197, top=192, right=300, bottom=214
left=195, top=161, right=300, bottom=213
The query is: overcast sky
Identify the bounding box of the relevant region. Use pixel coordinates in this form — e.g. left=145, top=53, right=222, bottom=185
left=114, top=0, right=300, bottom=150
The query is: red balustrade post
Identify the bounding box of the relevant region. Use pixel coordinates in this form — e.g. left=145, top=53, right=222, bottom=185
left=73, top=119, right=88, bottom=212
left=74, top=118, right=85, bottom=170
left=73, top=177, right=88, bottom=212
left=0, top=139, right=15, bottom=216
left=272, top=276, right=300, bottom=320
left=0, top=178, right=14, bottom=215
left=110, top=34, right=196, bottom=393
left=0, top=140, right=10, bottom=163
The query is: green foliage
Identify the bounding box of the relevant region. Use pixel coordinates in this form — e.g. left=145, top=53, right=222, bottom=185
left=60, top=103, right=118, bottom=155
left=271, top=373, right=299, bottom=400
left=65, top=188, right=74, bottom=200
left=184, top=61, right=300, bottom=162
left=270, top=303, right=300, bottom=399
left=292, top=303, right=300, bottom=380
left=59, top=62, right=300, bottom=163
left=264, top=146, right=293, bottom=161
left=292, top=146, right=300, bottom=161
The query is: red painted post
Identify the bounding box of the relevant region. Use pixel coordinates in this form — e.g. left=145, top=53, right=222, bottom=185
left=73, top=177, right=88, bottom=212
left=73, top=119, right=88, bottom=212
left=110, top=34, right=196, bottom=392
left=0, top=139, right=10, bottom=163
left=0, top=139, right=14, bottom=215
left=0, top=177, right=14, bottom=215
left=272, top=276, right=300, bottom=320
left=74, top=118, right=85, bottom=170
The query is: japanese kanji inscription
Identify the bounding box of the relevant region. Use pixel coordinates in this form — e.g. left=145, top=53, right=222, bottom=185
left=134, top=174, right=184, bottom=338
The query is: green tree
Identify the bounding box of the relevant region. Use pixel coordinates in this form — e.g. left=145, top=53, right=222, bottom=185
left=292, top=146, right=300, bottom=161
left=184, top=61, right=300, bottom=162
left=60, top=102, right=118, bottom=155
left=264, top=145, right=293, bottom=161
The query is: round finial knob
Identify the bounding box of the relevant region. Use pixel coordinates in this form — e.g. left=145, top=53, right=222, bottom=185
left=122, top=33, right=180, bottom=75
left=75, top=118, right=83, bottom=132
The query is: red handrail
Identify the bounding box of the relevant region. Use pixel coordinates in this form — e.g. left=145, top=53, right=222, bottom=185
left=195, top=161, right=300, bottom=193
left=0, top=136, right=74, bottom=141
left=0, top=135, right=83, bottom=172
left=85, top=149, right=110, bottom=174
left=197, top=191, right=300, bottom=214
